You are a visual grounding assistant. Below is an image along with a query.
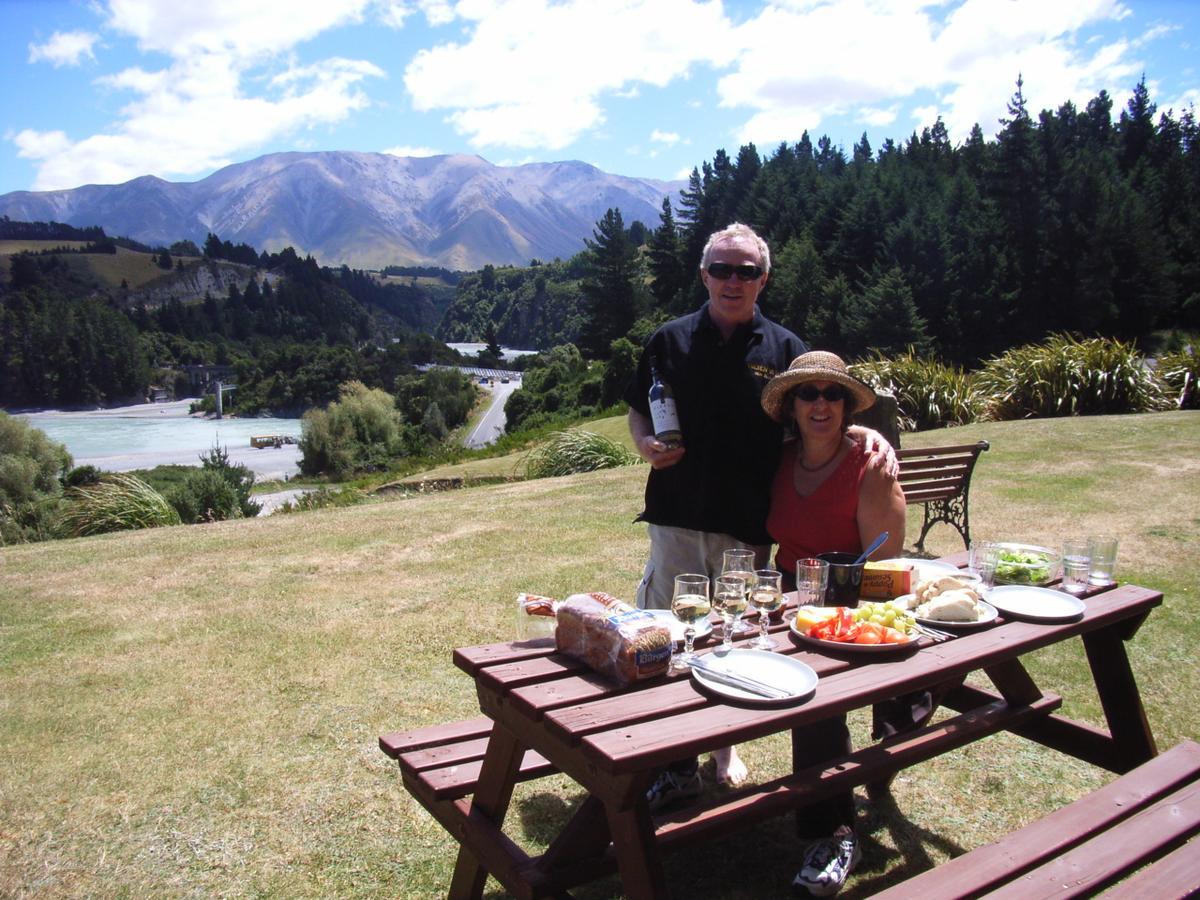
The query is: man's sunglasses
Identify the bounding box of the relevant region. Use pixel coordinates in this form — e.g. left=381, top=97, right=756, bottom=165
left=793, top=384, right=847, bottom=403
left=706, top=262, right=764, bottom=282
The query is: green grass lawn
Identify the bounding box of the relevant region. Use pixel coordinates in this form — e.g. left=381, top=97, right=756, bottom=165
left=1, top=411, right=1196, bottom=897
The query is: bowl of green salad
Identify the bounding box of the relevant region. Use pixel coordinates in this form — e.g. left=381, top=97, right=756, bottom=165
left=993, top=543, right=1059, bottom=586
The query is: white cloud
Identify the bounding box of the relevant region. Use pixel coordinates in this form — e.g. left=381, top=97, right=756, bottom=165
left=910, top=105, right=940, bottom=129
left=104, top=0, right=373, bottom=60
left=16, top=1, right=385, bottom=190
left=13, top=129, right=73, bottom=162
left=858, top=105, right=899, bottom=127
left=715, top=0, right=1142, bottom=147
left=404, top=0, right=730, bottom=150
left=376, top=1, right=415, bottom=28
left=28, top=31, right=99, bottom=67
left=384, top=144, right=442, bottom=156
left=650, top=129, right=681, bottom=146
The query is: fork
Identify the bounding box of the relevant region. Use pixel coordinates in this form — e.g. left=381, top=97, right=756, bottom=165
left=913, top=623, right=955, bottom=641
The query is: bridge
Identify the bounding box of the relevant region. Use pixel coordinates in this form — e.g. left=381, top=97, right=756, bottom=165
left=415, top=364, right=523, bottom=383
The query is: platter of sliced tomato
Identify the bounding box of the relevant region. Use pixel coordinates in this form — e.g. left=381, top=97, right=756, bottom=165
left=789, top=606, right=921, bottom=654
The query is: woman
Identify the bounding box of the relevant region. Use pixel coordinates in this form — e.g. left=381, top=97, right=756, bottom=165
left=761, top=350, right=906, bottom=584
left=759, top=351, right=906, bottom=898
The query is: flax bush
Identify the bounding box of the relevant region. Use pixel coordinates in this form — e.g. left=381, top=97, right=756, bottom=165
left=851, top=349, right=979, bottom=432
left=974, top=334, right=1171, bottom=421
left=524, top=431, right=641, bottom=479
left=1156, top=346, right=1199, bottom=409
left=59, top=473, right=181, bottom=537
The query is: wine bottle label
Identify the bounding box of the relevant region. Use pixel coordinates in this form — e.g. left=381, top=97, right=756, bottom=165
left=650, top=396, right=681, bottom=444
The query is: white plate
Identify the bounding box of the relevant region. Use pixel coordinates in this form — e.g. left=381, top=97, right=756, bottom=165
left=915, top=599, right=999, bottom=630
left=690, top=649, right=818, bottom=705
left=876, top=557, right=961, bottom=585
left=643, top=608, right=713, bottom=643
left=788, top=615, right=921, bottom=653
left=988, top=585, right=1085, bottom=623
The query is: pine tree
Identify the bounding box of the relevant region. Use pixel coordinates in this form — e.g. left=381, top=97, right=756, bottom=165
left=647, top=198, right=687, bottom=313
left=580, top=208, right=638, bottom=358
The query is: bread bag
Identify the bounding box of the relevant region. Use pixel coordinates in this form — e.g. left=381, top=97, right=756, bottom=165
left=555, top=592, right=671, bottom=686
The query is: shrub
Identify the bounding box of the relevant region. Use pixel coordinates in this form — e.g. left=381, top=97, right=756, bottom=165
left=1156, top=346, right=1199, bottom=409
left=974, top=334, right=1171, bottom=420
left=524, top=431, right=641, bottom=479
left=299, top=381, right=408, bottom=478
left=198, top=444, right=259, bottom=518
left=275, top=486, right=367, bottom=514
left=60, top=473, right=181, bottom=537
left=0, top=412, right=72, bottom=544
left=148, top=448, right=256, bottom=525
left=851, top=349, right=979, bottom=431
left=64, top=465, right=102, bottom=488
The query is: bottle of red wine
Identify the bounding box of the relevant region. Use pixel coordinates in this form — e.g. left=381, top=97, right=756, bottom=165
left=648, top=357, right=682, bottom=448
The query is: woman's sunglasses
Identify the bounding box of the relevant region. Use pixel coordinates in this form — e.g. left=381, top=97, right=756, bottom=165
left=793, top=385, right=847, bottom=403
left=706, top=262, right=764, bottom=282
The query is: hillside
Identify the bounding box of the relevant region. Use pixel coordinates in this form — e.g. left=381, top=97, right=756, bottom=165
left=0, top=411, right=1196, bottom=896
left=0, top=152, right=683, bottom=270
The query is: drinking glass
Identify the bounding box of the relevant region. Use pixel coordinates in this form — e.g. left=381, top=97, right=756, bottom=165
left=969, top=540, right=1000, bottom=590
left=795, top=558, right=829, bottom=607
left=713, top=574, right=748, bottom=653
left=721, top=549, right=758, bottom=634
left=670, top=574, right=711, bottom=672
left=748, top=568, right=783, bottom=651
left=1060, top=539, right=1090, bottom=595
left=1087, top=536, right=1118, bottom=586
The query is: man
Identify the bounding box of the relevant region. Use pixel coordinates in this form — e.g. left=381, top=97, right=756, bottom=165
left=624, top=222, right=893, bottom=897
left=626, top=222, right=805, bottom=612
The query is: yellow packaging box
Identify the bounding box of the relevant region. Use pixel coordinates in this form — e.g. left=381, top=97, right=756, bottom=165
left=860, top=561, right=914, bottom=599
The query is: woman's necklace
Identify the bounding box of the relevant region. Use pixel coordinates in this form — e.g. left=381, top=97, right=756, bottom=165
left=798, top=442, right=841, bottom=472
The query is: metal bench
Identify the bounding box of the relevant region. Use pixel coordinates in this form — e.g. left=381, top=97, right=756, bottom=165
left=872, top=739, right=1200, bottom=899
left=897, top=440, right=989, bottom=552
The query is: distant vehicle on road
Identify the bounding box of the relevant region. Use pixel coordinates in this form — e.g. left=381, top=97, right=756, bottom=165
left=501, top=377, right=510, bottom=383
left=479, top=377, right=488, bottom=384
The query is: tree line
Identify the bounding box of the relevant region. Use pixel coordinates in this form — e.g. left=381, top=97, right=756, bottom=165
left=443, top=77, right=1198, bottom=369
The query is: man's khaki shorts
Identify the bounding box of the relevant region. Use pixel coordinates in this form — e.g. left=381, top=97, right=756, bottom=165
left=635, top=524, right=769, bottom=610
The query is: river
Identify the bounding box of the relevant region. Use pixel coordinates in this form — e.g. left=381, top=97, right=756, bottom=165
left=14, top=401, right=305, bottom=481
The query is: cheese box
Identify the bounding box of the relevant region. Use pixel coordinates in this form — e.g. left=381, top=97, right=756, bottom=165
left=860, top=561, right=914, bottom=599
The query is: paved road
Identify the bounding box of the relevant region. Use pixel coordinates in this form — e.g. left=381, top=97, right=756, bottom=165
left=465, top=379, right=520, bottom=448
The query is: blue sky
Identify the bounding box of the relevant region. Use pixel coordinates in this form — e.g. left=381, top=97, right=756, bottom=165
left=1, top=0, right=1197, bottom=197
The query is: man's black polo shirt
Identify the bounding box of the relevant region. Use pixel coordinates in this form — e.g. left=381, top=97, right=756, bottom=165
left=624, top=304, right=808, bottom=546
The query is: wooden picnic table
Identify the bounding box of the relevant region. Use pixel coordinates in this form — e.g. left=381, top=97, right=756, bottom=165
left=382, top=557, right=1162, bottom=899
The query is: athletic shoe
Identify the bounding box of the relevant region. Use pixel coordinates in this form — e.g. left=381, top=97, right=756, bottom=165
left=645, top=767, right=702, bottom=812
left=792, top=830, right=862, bottom=896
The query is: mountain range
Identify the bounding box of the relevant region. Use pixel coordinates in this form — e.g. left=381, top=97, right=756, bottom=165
left=0, top=152, right=683, bottom=271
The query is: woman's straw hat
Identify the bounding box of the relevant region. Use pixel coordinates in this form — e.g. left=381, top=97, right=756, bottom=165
left=760, top=351, right=877, bottom=422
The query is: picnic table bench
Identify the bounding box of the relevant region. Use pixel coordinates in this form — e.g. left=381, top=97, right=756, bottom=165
left=897, top=440, right=989, bottom=551
left=380, top=560, right=1164, bottom=899
left=873, top=738, right=1200, bottom=899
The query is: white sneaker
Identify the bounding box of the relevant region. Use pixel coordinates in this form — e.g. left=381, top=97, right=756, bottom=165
left=792, top=831, right=861, bottom=896
left=645, top=768, right=702, bottom=812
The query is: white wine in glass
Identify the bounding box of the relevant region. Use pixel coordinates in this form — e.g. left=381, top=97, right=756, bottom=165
left=670, top=574, right=710, bottom=672
left=748, top=568, right=782, bottom=651
left=721, top=548, right=758, bottom=634
left=713, top=574, right=748, bottom=652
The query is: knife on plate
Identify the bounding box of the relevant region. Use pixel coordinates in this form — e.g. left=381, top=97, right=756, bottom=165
left=687, top=656, right=791, bottom=699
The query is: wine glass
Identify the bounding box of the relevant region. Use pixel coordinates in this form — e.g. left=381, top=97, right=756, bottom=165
left=748, top=568, right=782, bottom=650
left=795, top=557, right=830, bottom=607
left=721, top=549, right=758, bottom=634
left=670, top=573, right=711, bottom=672
left=713, top=574, right=748, bottom=653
